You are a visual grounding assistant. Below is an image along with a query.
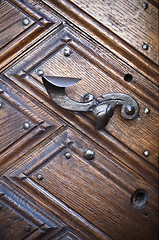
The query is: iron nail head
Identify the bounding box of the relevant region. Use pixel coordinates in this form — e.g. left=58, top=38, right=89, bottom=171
left=23, top=18, right=30, bottom=26
left=84, top=149, right=95, bottom=160
left=142, top=43, right=149, bottom=50
left=37, top=174, right=43, bottom=180
left=23, top=122, right=30, bottom=130
left=25, top=225, right=32, bottom=232
left=37, top=70, right=44, bottom=76
left=143, top=150, right=149, bottom=157
left=65, top=152, right=71, bottom=159
left=63, top=47, right=72, bottom=57
left=142, top=2, right=148, bottom=9
left=144, top=107, right=150, bottom=114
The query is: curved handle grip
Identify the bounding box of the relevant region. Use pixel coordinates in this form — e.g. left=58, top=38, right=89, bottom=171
left=42, top=76, right=139, bottom=130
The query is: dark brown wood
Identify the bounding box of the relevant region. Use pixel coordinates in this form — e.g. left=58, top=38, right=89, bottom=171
left=0, top=0, right=158, bottom=239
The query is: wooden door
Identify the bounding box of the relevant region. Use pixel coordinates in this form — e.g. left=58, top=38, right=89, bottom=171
left=0, top=0, right=158, bottom=239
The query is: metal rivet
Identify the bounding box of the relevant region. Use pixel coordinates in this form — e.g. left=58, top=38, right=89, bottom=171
left=23, top=18, right=30, bottom=26
left=37, top=174, right=43, bottom=180
left=0, top=203, right=3, bottom=210
left=143, top=150, right=149, bottom=157
left=142, top=2, right=148, bottom=9
left=37, top=69, right=44, bottom=76
left=83, top=149, right=95, bottom=160
left=83, top=94, right=95, bottom=103
left=0, top=103, right=2, bottom=108
left=65, top=152, right=71, bottom=159
left=142, top=43, right=149, bottom=50
left=131, top=189, right=149, bottom=209
left=23, top=122, right=30, bottom=130
left=144, top=107, right=150, bottom=114
left=63, top=48, right=72, bottom=57
left=125, top=105, right=135, bottom=115
left=25, top=225, right=32, bottom=232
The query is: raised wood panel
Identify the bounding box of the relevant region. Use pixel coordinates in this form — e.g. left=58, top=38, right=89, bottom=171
left=4, top=129, right=158, bottom=240
left=0, top=0, right=61, bottom=71
left=0, top=79, right=63, bottom=173
left=0, top=0, right=33, bottom=49
left=3, top=26, right=158, bottom=187
left=0, top=181, right=64, bottom=240
left=71, top=0, right=159, bottom=64
left=41, top=0, right=159, bottom=84
left=0, top=95, right=36, bottom=153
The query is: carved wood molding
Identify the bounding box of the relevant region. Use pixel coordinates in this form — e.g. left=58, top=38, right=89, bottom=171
left=0, top=0, right=61, bottom=71
left=41, top=0, right=159, bottom=84
left=0, top=180, right=64, bottom=239
left=0, top=79, right=63, bottom=172
left=3, top=26, right=158, bottom=172
left=3, top=129, right=158, bottom=240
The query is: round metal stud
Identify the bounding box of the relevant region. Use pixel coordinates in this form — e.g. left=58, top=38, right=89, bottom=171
left=83, top=149, right=95, bottom=161
left=25, top=225, right=32, bottom=232
left=23, top=122, right=30, bottom=130
left=144, top=107, right=150, bottom=114
left=125, top=105, right=135, bottom=115
left=142, top=2, right=148, bottom=10
left=37, top=174, right=43, bottom=180
left=142, top=43, right=149, bottom=50
left=83, top=94, right=95, bottom=103
left=143, top=150, right=149, bottom=157
left=23, top=18, right=30, bottom=26
left=65, top=152, right=71, bottom=159
left=0, top=103, right=2, bottom=108
left=63, top=48, right=72, bottom=57
left=37, top=69, right=44, bottom=76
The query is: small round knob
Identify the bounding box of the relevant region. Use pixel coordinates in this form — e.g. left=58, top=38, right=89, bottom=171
left=83, top=94, right=95, bottom=102
left=125, top=105, right=135, bottom=115
left=83, top=149, right=95, bottom=160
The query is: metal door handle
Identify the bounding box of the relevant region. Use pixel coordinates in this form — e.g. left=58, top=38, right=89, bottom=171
left=42, top=76, right=139, bottom=130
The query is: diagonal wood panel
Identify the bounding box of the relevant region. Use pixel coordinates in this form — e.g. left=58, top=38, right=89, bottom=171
left=3, top=26, right=158, bottom=187
left=0, top=0, right=61, bottom=71
left=4, top=129, right=158, bottom=240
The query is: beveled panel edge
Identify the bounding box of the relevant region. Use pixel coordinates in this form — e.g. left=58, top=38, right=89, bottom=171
left=3, top=27, right=158, bottom=188
left=0, top=78, right=64, bottom=173
left=4, top=26, right=158, bottom=110
left=41, top=0, right=159, bottom=85
left=4, top=128, right=158, bottom=209
left=5, top=175, right=112, bottom=240
left=0, top=0, right=62, bottom=71
left=0, top=180, right=64, bottom=237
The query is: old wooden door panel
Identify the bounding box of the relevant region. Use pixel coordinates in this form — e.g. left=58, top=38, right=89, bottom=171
left=0, top=0, right=61, bottom=71
left=3, top=26, right=158, bottom=187
left=0, top=0, right=158, bottom=240
left=0, top=79, right=63, bottom=173
left=0, top=181, right=74, bottom=240
left=4, top=129, right=158, bottom=240
left=42, top=0, right=159, bottom=84
left=70, top=0, right=159, bottom=64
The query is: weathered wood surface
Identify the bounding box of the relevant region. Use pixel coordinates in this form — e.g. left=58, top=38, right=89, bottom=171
left=0, top=0, right=158, bottom=239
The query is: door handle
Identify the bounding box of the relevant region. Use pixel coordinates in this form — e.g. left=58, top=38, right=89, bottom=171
left=42, top=76, right=139, bottom=130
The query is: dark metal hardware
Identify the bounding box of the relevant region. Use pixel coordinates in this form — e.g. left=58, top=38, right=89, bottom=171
left=42, top=76, right=139, bottom=130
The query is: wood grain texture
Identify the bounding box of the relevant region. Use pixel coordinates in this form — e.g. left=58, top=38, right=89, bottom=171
left=0, top=181, right=64, bottom=240
left=4, top=129, right=158, bottom=240
left=41, top=0, right=159, bottom=84
left=3, top=26, right=158, bottom=187
left=71, top=0, right=159, bottom=64
left=0, top=79, right=63, bottom=173
left=0, top=0, right=61, bottom=71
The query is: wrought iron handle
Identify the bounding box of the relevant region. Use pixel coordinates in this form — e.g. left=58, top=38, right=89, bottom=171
left=42, top=76, right=139, bottom=130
